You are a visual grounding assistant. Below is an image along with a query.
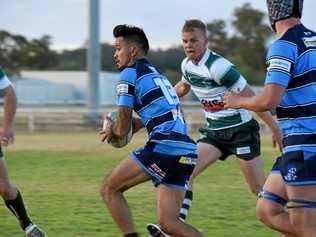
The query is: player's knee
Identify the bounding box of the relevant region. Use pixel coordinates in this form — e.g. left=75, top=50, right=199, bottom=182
left=256, top=200, right=280, bottom=226
left=100, top=178, right=117, bottom=201
left=256, top=201, right=269, bottom=224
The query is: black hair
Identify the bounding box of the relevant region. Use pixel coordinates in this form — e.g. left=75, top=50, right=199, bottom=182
left=113, top=24, right=149, bottom=54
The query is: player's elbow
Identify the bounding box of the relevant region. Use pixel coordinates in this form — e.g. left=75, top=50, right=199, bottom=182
left=261, top=99, right=278, bottom=111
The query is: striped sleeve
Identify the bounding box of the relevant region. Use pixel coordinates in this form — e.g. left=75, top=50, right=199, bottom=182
left=210, top=57, right=240, bottom=88
left=0, top=68, right=12, bottom=90
left=265, top=40, right=297, bottom=87
left=117, top=68, right=136, bottom=109
left=180, top=58, right=190, bottom=85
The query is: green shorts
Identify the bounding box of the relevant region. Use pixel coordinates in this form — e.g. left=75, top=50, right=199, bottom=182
left=197, top=119, right=261, bottom=161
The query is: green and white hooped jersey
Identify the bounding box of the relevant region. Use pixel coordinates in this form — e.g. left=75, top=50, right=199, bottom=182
left=181, top=49, right=252, bottom=130
left=0, top=68, right=11, bottom=90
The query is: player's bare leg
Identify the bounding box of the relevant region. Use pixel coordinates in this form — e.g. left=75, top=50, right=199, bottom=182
left=100, top=156, right=150, bottom=235
left=157, top=184, right=203, bottom=237
left=0, top=158, right=18, bottom=199
left=177, top=142, right=221, bottom=221
left=239, top=155, right=265, bottom=195
left=286, top=185, right=316, bottom=237
left=0, top=158, right=47, bottom=237
left=256, top=173, right=298, bottom=237
left=190, top=142, right=222, bottom=182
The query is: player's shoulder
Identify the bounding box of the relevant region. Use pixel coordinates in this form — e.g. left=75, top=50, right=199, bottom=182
left=133, top=58, right=164, bottom=81
left=211, top=54, right=232, bottom=68
left=119, top=67, right=137, bottom=84
left=268, top=39, right=297, bottom=61
left=267, top=25, right=304, bottom=61
left=209, top=53, right=233, bottom=76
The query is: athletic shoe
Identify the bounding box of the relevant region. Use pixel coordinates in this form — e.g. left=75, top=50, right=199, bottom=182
left=25, top=224, right=47, bottom=237
left=146, top=223, right=170, bottom=237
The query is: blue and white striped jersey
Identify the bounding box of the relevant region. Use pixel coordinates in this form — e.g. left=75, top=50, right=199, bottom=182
left=265, top=24, right=316, bottom=154
left=116, top=58, right=196, bottom=156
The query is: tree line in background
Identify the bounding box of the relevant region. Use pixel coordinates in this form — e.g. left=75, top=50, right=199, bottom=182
left=0, top=3, right=272, bottom=85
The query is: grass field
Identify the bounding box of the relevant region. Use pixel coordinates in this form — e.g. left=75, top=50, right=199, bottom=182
left=0, top=131, right=282, bottom=237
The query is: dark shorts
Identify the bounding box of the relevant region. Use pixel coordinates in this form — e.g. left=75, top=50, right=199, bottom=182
left=130, top=142, right=197, bottom=190
left=271, top=150, right=316, bottom=186
left=197, top=119, right=261, bottom=161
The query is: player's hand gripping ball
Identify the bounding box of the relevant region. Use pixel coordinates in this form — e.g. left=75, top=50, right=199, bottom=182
left=103, top=111, right=133, bottom=148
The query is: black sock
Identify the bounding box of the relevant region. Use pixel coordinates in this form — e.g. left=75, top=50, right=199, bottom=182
left=124, top=233, right=139, bottom=237
left=4, top=191, right=32, bottom=230
left=179, top=190, right=193, bottom=222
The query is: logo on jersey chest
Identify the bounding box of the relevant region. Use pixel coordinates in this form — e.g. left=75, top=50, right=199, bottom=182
left=200, top=97, right=224, bottom=111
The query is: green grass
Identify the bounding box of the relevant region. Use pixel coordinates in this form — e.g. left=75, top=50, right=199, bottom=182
left=0, top=132, right=282, bottom=237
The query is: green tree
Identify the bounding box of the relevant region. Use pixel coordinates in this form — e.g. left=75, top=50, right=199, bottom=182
left=230, top=3, right=272, bottom=84
left=23, top=35, right=58, bottom=69
left=101, top=43, right=116, bottom=71
left=206, top=19, right=229, bottom=55
left=0, top=31, right=59, bottom=74
left=56, top=47, right=86, bottom=70
left=204, top=3, right=272, bottom=85
left=0, top=30, right=28, bottom=75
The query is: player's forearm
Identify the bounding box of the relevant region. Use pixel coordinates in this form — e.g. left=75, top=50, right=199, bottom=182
left=3, top=86, right=17, bottom=130
left=255, top=111, right=279, bottom=132
left=112, top=106, right=132, bottom=137
left=112, top=122, right=130, bottom=138
left=237, top=93, right=273, bottom=112
left=132, top=117, right=144, bottom=133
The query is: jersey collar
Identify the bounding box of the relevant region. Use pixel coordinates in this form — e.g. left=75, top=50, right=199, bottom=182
left=196, top=48, right=211, bottom=66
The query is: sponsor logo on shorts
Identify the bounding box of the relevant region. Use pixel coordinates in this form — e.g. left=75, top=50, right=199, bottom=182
left=236, top=146, right=251, bottom=155
left=284, top=167, right=297, bottom=181
left=148, top=163, right=166, bottom=179
left=179, top=157, right=197, bottom=165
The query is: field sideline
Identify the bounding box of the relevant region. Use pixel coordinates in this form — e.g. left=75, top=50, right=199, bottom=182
left=0, top=131, right=281, bottom=237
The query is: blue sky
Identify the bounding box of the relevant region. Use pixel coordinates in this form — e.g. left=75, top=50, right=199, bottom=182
left=2, top=0, right=316, bottom=50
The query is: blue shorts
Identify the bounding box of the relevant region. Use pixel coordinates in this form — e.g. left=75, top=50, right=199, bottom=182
left=271, top=150, right=316, bottom=185
left=131, top=142, right=197, bottom=190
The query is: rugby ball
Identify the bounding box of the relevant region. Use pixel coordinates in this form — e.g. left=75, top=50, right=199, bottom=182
left=103, top=111, right=133, bottom=148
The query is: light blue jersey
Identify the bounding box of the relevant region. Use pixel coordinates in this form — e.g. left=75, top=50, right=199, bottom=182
left=117, top=58, right=197, bottom=157
left=265, top=24, right=316, bottom=185
left=265, top=24, right=316, bottom=155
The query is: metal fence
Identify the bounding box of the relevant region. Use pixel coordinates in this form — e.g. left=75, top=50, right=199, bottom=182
left=9, top=103, right=270, bottom=133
